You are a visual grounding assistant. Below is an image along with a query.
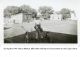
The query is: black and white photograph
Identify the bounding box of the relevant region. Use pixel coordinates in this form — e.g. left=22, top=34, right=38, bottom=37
left=3, top=0, right=78, bottom=43
left=0, top=0, right=80, bottom=57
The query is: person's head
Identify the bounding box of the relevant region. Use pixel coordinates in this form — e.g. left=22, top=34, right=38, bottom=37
left=25, top=32, right=28, bottom=35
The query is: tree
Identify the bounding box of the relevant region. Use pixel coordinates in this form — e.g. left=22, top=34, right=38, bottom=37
left=60, top=8, right=71, bottom=20
left=31, top=9, right=37, bottom=18
left=38, top=6, right=53, bottom=19
left=4, top=6, right=20, bottom=17
left=20, top=5, right=37, bottom=18
left=20, top=5, right=31, bottom=13
left=4, top=5, right=37, bottom=19
left=71, top=10, right=76, bottom=17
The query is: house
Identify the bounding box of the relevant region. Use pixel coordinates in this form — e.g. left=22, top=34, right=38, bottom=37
left=4, top=13, right=34, bottom=28
left=11, top=13, right=33, bottom=23
left=50, top=12, right=62, bottom=20
left=4, top=13, right=34, bottom=24
left=50, top=11, right=76, bottom=20
left=11, top=13, right=23, bottom=23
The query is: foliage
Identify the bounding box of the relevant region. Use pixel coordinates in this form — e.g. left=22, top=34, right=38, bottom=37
left=60, top=8, right=71, bottom=19
left=4, top=5, right=37, bottom=18
left=38, top=6, right=53, bottom=19
left=4, top=6, right=20, bottom=17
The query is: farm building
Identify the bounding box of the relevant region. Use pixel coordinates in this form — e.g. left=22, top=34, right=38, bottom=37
left=50, top=11, right=76, bottom=20
left=50, top=12, right=62, bottom=20
left=4, top=13, right=34, bottom=24
left=11, top=13, right=34, bottom=23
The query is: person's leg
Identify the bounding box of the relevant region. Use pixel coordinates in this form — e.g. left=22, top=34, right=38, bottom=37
left=25, top=35, right=29, bottom=43
left=38, top=25, right=44, bottom=39
left=25, top=32, right=29, bottom=43
left=35, top=32, right=38, bottom=39
left=40, top=32, right=43, bottom=39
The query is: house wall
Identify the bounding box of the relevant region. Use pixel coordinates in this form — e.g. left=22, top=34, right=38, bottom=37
left=50, top=13, right=62, bottom=20
left=11, top=13, right=23, bottom=23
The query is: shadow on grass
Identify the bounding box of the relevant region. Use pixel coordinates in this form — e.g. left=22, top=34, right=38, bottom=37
left=4, top=31, right=77, bottom=43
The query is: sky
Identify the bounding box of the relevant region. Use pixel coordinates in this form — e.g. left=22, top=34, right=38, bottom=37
left=0, top=0, right=80, bottom=19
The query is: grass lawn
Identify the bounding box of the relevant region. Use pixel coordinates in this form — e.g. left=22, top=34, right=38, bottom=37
left=4, top=20, right=77, bottom=43
left=4, top=20, right=77, bottom=38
